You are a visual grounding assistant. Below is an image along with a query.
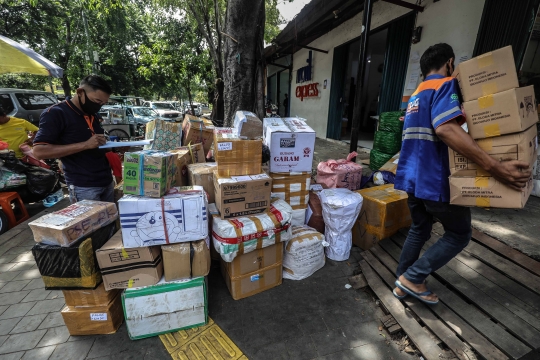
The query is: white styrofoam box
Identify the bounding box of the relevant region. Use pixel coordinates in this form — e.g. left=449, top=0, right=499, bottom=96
left=122, top=277, right=207, bottom=340
left=118, top=186, right=208, bottom=248
left=263, top=117, right=316, bottom=172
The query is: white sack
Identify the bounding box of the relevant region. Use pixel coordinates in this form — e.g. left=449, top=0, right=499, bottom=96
left=320, top=188, right=363, bottom=261
left=283, top=225, right=326, bottom=280
left=291, top=208, right=307, bottom=226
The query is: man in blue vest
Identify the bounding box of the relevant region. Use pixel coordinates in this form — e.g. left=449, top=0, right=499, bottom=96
left=393, top=43, right=531, bottom=304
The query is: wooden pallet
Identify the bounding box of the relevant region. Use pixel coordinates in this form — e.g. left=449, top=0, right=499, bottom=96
left=360, top=224, right=540, bottom=360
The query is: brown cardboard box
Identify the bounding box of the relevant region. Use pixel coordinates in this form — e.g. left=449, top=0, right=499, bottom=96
left=123, top=151, right=176, bottom=198
left=233, top=111, right=263, bottom=139
left=378, top=152, right=400, bottom=174
left=269, top=172, right=311, bottom=210
left=188, top=163, right=218, bottom=203
left=170, top=143, right=206, bottom=187
left=454, top=46, right=519, bottom=102
left=222, top=242, right=283, bottom=278
left=352, top=185, right=411, bottom=250
left=61, top=292, right=124, bottom=335
left=162, top=240, right=211, bottom=281
left=96, top=230, right=163, bottom=291
left=221, top=259, right=282, bottom=300
left=63, top=283, right=121, bottom=307
left=306, top=191, right=324, bottom=234
left=114, top=181, right=123, bottom=205
left=213, top=171, right=272, bottom=219
left=449, top=175, right=533, bottom=208
left=214, top=132, right=262, bottom=176
left=182, top=115, right=214, bottom=154
left=463, top=86, right=538, bottom=139
left=449, top=124, right=538, bottom=176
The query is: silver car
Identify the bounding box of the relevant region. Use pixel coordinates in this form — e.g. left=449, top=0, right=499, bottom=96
left=142, top=101, right=182, bottom=121
left=0, top=88, right=59, bottom=125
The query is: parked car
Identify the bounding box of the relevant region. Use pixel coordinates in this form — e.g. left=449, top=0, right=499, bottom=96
left=142, top=101, right=182, bottom=121
left=0, top=88, right=58, bottom=125
left=126, top=106, right=164, bottom=124
left=184, top=103, right=202, bottom=116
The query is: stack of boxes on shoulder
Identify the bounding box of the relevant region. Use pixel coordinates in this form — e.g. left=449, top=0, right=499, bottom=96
left=451, top=46, right=538, bottom=208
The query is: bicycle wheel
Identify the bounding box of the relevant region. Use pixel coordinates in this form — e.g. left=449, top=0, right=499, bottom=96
left=108, top=129, right=130, bottom=140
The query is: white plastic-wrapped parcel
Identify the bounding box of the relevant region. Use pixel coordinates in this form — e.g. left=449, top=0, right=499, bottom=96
left=211, top=199, right=293, bottom=262
left=320, top=188, right=363, bottom=261
left=291, top=208, right=307, bottom=226
left=283, top=225, right=326, bottom=280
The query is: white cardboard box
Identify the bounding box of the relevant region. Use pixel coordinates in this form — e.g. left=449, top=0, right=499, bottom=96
left=263, top=117, right=316, bottom=172
left=118, top=186, right=208, bottom=248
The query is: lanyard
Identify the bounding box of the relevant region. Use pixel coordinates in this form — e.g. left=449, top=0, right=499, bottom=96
left=84, top=115, right=95, bottom=135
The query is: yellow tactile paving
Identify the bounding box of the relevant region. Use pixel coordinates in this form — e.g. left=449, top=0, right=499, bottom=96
left=159, top=318, right=248, bottom=360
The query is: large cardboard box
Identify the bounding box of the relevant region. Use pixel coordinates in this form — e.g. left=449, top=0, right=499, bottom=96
left=306, top=191, right=324, bottom=234
left=122, top=277, right=207, bottom=340
left=449, top=124, right=538, bottom=176
left=454, top=46, right=519, bottom=102
left=63, top=283, right=121, bottom=307
left=222, top=242, right=283, bottom=278
left=270, top=171, right=311, bottom=210
left=182, top=115, right=214, bottom=154
left=378, top=152, right=400, bottom=175
left=214, top=133, right=262, bottom=176
left=169, top=143, right=206, bottom=187
left=123, top=150, right=176, bottom=198
left=96, top=230, right=163, bottom=291
left=221, top=259, right=282, bottom=300
left=61, top=292, right=124, bottom=335
left=144, top=119, right=182, bottom=151
left=162, top=239, right=211, bottom=281
left=29, top=200, right=118, bottom=247
left=263, top=117, right=316, bottom=172
left=449, top=175, right=533, bottom=208
left=352, top=185, right=411, bottom=250
left=463, top=86, right=538, bottom=139
left=233, top=111, right=263, bottom=139
left=118, top=186, right=208, bottom=248
left=213, top=171, right=272, bottom=219
left=188, top=162, right=217, bottom=203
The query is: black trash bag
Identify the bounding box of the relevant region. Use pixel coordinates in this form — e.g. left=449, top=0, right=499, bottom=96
left=25, top=166, right=59, bottom=197
left=262, top=143, right=271, bottom=164
left=0, top=151, right=27, bottom=173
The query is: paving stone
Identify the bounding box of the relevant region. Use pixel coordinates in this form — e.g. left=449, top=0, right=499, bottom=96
left=285, top=335, right=319, bottom=360
left=319, top=342, right=406, bottom=360
left=45, top=291, right=63, bottom=300
left=48, top=339, right=94, bottom=360
left=0, top=351, right=25, bottom=360
left=0, top=281, right=31, bottom=294
left=37, top=326, right=70, bottom=347
left=12, top=269, right=41, bottom=282
left=310, top=328, right=358, bottom=357
left=0, top=264, right=16, bottom=272
left=10, top=314, right=47, bottom=334
left=0, top=318, right=21, bottom=336
left=243, top=341, right=289, bottom=360
left=0, top=254, right=18, bottom=264
left=0, top=272, right=21, bottom=282
left=11, top=254, right=34, bottom=263
left=0, top=307, right=7, bottom=318
left=0, top=302, right=36, bottom=320
left=5, top=248, right=31, bottom=255
left=21, top=345, right=56, bottom=360
left=21, top=289, right=51, bottom=303
left=26, top=299, right=65, bottom=316
left=321, top=304, right=376, bottom=330
left=0, top=329, right=47, bottom=354
left=296, top=312, right=328, bottom=336
left=0, top=336, right=6, bottom=348
left=8, top=262, right=36, bottom=272
left=0, top=291, right=30, bottom=306
left=22, top=279, right=44, bottom=291
left=38, top=312, right=64, bottom=330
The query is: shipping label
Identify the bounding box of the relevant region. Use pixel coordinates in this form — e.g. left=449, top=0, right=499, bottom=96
left=218, top=142, right=233, bottom=151
left=90, top=313, right=108, bottom=321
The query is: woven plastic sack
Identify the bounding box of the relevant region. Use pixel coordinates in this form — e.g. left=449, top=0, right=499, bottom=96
left=370, top=149, right=394, bottom=171
left=316, top=152, right=363, bottom=190
left=378, top=111, right=404, bottom=133
left=283, top=225, right=326, bottom=280
left=373, top=131, right=402, bottom=155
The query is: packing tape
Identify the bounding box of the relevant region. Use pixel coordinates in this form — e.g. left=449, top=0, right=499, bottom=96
left=483, top=123, right=501, bottom=138
left=476, top=197, right=490, bottom=207
left=482, top=82, right=498, bottom=96
left=128, top=279, right=134, bottom=288
left=478, top=139, right=493, bottom=152
left=121, top=247, right=129, bottom=259
left=477, top=53, right=494, bottom=68
left=478, top=94, right=494, bottom=109
left=475, top=177, right=489, bottom=188
left=477, top=168, right=491, bottom=177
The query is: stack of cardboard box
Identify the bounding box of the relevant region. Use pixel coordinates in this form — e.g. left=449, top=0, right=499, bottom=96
left=451, top=46, right=538, bottom=208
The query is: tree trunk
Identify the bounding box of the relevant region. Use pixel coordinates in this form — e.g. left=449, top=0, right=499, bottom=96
left=223, top=0, right=265, bottom=126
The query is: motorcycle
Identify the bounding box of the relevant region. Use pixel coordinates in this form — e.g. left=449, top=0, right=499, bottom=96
left=265, top=100, right=280, bottom=118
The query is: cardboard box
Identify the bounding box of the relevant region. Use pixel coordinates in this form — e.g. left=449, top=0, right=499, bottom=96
left=114, top=181, right=123, bottom=205
left=123, top=150, right=176, bottom=198
left=169, top=143, right=206, bottom=187
left=63, top=283, right=121, bottom=307
left=96, top=230, right=163, bottom=291
left=352, top=185, right=411, bottom=250
left=222, top=242, right=283, bottom=278
left=306, top=191, right=325, bottom=234
left=454, top=46, right=519, bottom=102
left=463, top=86, right=538, bottom=139
left=449, top=175, right=533, bottom=208
left=61, top=292, right=124, bottom=335
left=214, top=132, right=262, bottom=176
left=118, top=186, right=208, bottom=248
left=162, top=239, right=211, bottom=281
left=123, top=277, right=207, bottom=340
left=188, top=162, right=218, bottom=203
left=233, top=110, right=263, bottom=139
left=221, top=259, right=282, bottom=300
left=182, top=115, right=214, bottom=154
left=263, top=117, right=316, bottom=172
left=449, top=124, right=538, bottom=176
left=213, top=171, right=272, bottom=219
left=144, top=119, right=182, bottom=151
left=270, top=171, right=311, bottom=210
left=378, top=152, right=400, bottom=175
left=29, top=200, right=118, bottom=247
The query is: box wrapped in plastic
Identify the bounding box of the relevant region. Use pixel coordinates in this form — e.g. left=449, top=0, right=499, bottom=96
left=210, top=199, right=292, bottom=262
left=320, top=188, right=363, bottom=261
left=0, top=166, right=26, bottom=189
left=233, top=110, right=263, bottom=139
left=283, top=226, right=326, bottom=280
left=316, top=152, right=363, bottom=191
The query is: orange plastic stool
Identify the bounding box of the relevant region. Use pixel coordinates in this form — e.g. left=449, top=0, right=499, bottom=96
left=0, top=192, right=29, bottom=229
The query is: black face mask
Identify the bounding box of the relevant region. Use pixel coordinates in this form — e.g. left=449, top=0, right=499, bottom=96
left=78, top=89, right=102, bottom=114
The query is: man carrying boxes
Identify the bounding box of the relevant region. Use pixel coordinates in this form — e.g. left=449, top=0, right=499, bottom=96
left=393, top=44, right=532, bottom=305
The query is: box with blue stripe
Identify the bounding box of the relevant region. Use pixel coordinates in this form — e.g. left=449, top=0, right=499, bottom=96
left=118, top=186, right=208, bottom=248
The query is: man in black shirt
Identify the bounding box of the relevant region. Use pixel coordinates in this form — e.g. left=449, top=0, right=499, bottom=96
left=34, top=75, right=113, bottom=203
